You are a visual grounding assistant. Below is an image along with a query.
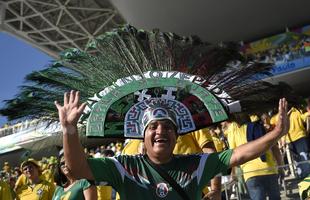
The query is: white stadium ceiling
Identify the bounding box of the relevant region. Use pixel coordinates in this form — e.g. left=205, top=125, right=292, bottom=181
left=0, top=0, right=125, bottom=58
left=1, top=0, right=310, bottom=57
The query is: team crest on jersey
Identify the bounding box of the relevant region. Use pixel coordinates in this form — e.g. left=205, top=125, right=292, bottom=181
left=36, top=188, right=43, bottom=197
left=156, top=182, right=169, bottom=198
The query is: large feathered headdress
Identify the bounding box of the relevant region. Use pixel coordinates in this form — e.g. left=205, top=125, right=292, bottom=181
left=0, top=25, right=294, bottom=138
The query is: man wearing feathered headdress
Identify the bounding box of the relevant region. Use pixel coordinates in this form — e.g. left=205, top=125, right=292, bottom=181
left=55, top=90, right=289, bottom=200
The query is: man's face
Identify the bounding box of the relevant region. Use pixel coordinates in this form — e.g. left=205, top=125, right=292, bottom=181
left=22, top=163, right=39, bottom=180
left=144, top=119, right=177, bottom=161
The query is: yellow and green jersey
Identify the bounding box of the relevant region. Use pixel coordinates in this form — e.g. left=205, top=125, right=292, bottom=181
left=173, top=128, right=213, bottom=154
left=122, top=128, right=213, bottom=156
left=271, top=107, right=308, bottom=143
left=0, top=180, right=13, bottom=200
left=16, top=179, right=55, bottom=200
left=227, top=122, right=278, bottom=181
left=52, top=179, right=92, bottom=200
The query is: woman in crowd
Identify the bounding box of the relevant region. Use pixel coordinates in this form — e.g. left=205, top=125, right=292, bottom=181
left=52, top=150, right=97, bottom=200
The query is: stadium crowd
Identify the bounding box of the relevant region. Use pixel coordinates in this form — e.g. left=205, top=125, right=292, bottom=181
left=0, top=98, right=310, bottom=200
left=243, top=36, right=310, bottom=64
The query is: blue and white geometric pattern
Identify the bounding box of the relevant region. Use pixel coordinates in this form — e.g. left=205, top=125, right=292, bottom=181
left=124, top=98, right=195, bottom=138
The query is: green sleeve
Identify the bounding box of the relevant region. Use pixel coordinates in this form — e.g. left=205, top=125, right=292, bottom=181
left=199, top=149, right=233, bottom=188
left=78, top=179, right=92, bottom=190
left=216, top=149, right=233, bottom=174
left=87, top=157, right=122, bottom=189
left=52, top=186, right=61, bottom=200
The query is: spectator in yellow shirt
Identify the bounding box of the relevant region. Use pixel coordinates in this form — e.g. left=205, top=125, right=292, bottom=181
left=225, top=114, right=282, bottom=200
left=271, top=106, right=310, bottom=178
left=16, top=158, right=55, bottom=200
left=2, top=161, right=11, bottom=173
left=209, top=126, right=227, bottom=152
left=0, top=180, right=13, bottom=200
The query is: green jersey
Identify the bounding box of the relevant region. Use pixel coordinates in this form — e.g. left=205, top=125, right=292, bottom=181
left=52, top=179, right=91, bottom=200
left=88, top=150, right=232, bottom=200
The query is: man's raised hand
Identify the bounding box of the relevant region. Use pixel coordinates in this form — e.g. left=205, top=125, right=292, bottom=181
left=275, top=98, right=289, bottom=138
left=54, top=90, right=86, bottom=133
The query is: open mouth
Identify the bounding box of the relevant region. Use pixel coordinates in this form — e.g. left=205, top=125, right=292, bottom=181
left=154, top=138, right=168, bottom=144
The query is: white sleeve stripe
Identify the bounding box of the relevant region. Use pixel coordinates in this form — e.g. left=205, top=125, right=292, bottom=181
left=111, top=157, right=125, bottom=182
left=110, top=157, right=149, bottom=188
left=197, top=154, right=209, bottom=184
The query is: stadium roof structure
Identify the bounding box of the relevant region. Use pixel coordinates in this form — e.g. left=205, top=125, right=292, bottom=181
left=0, top=0, right=310, bottom=96
left=111, top=0, right=310, bottom=44
left=1, top=0, right=310, bottom=57
left=0, top=0, right=125, bottom=58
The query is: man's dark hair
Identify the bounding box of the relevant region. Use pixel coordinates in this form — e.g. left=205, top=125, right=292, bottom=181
left=102, top=149, right=115, bottom=157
